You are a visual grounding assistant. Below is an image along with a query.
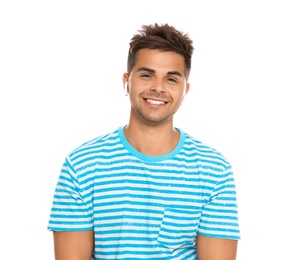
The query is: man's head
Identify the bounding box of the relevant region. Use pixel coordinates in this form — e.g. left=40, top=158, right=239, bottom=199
left=127, top=23, right=194, bottom=81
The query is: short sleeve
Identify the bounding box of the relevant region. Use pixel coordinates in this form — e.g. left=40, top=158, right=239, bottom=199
left=198, top=165, right=240, bottom=240
left=48, top=157, right=94, bottom=231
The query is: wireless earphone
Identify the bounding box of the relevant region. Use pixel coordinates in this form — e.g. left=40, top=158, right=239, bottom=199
left=124, top=82, right=129, bottom=96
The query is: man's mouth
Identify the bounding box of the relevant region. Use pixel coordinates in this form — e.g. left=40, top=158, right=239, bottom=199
left=145, top=99, right=166, bottom=105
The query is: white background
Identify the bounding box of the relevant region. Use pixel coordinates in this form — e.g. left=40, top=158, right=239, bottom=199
left=1, top=1, right=289, bottom=259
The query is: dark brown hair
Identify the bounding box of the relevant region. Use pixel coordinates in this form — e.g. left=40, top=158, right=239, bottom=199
left=127, top=23, right=194, bottom=80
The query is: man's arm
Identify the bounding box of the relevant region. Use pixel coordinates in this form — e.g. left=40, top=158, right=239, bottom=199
left=53, top=230, right=94, bottom=260
left=196, top=234, right=238, bottom=260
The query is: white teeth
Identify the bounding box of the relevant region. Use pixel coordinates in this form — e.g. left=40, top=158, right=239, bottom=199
left=146, top=99, right=165, bottom=105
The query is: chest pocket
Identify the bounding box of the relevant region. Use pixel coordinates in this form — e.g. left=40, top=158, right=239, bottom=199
left=157, top=207, right=200, bottom=251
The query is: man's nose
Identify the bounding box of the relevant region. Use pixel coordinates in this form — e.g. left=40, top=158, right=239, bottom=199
left=149, top=80, right=166, bottom=92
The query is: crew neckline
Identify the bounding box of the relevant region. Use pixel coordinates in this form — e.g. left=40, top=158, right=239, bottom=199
left=118, top=126, right=185, bottom=163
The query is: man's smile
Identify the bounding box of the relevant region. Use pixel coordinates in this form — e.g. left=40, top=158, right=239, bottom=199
left=145, top=98, right=167, bottom=105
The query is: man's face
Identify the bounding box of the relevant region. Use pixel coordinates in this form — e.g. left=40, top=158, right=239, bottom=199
left=124, top=49, right=190, bottom=126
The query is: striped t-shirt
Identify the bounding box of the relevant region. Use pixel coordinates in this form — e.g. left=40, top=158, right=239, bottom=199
left=48, top=126, right=240, bottom=259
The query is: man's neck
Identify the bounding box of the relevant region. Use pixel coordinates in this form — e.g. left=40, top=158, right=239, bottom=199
left=123, top=122, right=180, bottom=156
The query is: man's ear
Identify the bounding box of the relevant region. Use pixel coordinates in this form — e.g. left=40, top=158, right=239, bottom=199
left=185, top=82, right=190, bottom=95
left=180, top=83, right=190, bottom=105
left=122, top=73, right=129, bottom=85
left=122, top=73, right=129, bottom=95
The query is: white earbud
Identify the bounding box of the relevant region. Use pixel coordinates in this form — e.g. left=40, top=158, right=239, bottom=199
left=124, top=82, right=129, bottom=96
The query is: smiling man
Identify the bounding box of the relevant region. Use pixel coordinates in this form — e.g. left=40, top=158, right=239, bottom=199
left=48, top=23, right=240, bottom=260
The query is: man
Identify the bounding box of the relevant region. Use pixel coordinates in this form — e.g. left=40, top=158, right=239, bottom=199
left=48, top=23, right=240, bottom=260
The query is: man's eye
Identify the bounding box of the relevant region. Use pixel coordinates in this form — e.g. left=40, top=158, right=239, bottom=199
left=141, top=73, right=151, bottom=78
left=168, top=77, right=177, bottom=83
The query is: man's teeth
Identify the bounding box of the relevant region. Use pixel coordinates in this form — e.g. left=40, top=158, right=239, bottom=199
left=146, top=99, right=165, bottom=105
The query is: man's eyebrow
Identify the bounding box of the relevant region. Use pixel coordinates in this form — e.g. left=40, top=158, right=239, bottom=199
left=167, top=71, right=182, bottom=77
left=137, top=67, right=183, bottom=77
left=136, top=67, right=155, bottom=73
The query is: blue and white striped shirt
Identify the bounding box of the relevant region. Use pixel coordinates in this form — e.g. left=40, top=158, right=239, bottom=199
left=48, top=126, right=240, bottom=259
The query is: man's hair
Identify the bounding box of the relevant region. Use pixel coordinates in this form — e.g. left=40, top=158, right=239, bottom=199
left=127, top=23, right=194, bottom=80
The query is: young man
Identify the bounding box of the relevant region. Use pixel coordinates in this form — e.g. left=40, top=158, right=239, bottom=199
left=48, top=23, right=240, bottom=260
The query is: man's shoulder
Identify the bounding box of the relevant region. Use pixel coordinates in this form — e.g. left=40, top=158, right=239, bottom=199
left=68, top=127, right=121, bottom=159
left=182, top=131, right=230, bottom=166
